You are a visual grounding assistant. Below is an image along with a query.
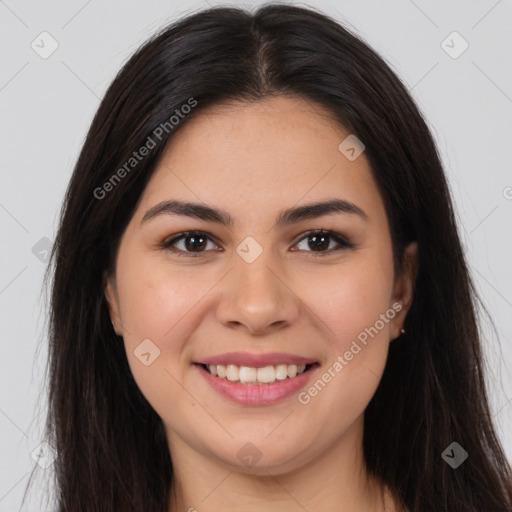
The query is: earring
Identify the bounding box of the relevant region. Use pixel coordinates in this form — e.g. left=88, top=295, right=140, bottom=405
left=400, top=328, right=406, bottom=334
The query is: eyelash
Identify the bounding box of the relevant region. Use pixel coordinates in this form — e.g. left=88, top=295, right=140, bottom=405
left=159, top=229, right=355, bottom=258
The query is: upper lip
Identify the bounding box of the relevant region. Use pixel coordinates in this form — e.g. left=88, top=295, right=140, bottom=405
left=196, top=351, right=317, bottom=368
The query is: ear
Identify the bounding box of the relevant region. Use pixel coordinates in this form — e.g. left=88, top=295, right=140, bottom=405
left=390, top=241, right=418, bottom=340
left=105, top=274, right=123, bottom=336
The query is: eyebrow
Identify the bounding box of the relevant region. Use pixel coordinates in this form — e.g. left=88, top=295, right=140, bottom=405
left=141, top=198, right=368, bottom=227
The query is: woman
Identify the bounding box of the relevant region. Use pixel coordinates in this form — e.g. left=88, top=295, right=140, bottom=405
left=27, top=4, right=512, bottom=511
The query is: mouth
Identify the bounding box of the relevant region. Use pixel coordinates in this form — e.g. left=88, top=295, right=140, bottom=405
left=195, top=362, right=319, bottom=385
left=192, top=354, right=321, bottom=405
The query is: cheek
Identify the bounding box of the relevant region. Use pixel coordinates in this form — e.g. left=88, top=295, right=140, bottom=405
left=305, top=253, right=394, bottom=348
left=113, top=254, right=212, bottom=397
left=299, top=248, right=394, bottom=414
left=296, top=253, right=395, bottom=424
left=115, top=263, right=207, bottom=423
left=116, top=255, right=207, bottom=344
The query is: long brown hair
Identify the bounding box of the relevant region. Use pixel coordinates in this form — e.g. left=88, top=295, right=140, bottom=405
left=23, top=4, right=512, bottom=511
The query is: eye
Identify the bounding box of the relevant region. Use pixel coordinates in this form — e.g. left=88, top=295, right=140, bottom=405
left=160, top=231, right=220, bottom=257
left=292, top=229, right=354, bottom=256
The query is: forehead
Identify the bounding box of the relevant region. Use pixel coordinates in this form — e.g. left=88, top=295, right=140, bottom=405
left=135, top=95, right=385, bottom=228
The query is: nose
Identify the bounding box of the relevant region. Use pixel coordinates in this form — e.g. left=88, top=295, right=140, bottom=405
left=215, top=250, right=301, bottom=336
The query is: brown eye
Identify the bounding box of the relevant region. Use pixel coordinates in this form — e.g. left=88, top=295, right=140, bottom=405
left=161, top=231, right=219, bottom=256
left=293, top=230, right=354, bottom=255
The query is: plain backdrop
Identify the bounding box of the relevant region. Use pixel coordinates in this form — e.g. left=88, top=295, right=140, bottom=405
left=1, top=0, right=511, bottom=510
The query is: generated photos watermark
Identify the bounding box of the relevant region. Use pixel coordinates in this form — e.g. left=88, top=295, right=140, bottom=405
left=93, top=97, right=197, bottom=200
left=297, top=301, right=403, bottom=405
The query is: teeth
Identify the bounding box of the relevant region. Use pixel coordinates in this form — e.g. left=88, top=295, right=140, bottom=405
left=204, top=363, right=309, bottom=384
left=275, top=364, right=288, bottom=380
left=217, top=364, right=227, bottom=378
left=226, top=364, right=239, bottom=381
left=257, top=366, right=275, bottom=383
left=239, top=366, right=257, bottom=384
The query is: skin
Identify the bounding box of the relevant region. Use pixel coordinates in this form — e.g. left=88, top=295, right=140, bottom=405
left=105, top=95, right=418, bottom=512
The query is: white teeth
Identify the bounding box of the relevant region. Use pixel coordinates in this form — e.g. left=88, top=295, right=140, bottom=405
left=226, top=364, right=239, bottom=381
left=287, top=365, right=297, bottom=378
left=275, top=364, right=288, bottom=380
left=217, top=364, right=227, bottom=378
left=239, top=366, right=257, bottom=384
left=204, top=362, right=310, bottom=384
left=257, top=366, right=276, bottom=383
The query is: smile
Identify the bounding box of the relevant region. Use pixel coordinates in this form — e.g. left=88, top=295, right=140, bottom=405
left=201, top=363, right=312, bottom=384
left=192, top=352, right=320, bottom=405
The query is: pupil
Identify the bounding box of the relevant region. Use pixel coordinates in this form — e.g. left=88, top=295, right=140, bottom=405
left=185, top=233, right=206, bottom=252
left=310, top=233, right=329, bottom=251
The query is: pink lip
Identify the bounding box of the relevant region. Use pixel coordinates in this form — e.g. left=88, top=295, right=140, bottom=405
left=194, top=363, right=320, bottom=406
left=197, top=351, right=317, bottom=367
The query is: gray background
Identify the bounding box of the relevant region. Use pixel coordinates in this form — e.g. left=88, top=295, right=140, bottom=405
left=1, top=0, right=511, bottom=510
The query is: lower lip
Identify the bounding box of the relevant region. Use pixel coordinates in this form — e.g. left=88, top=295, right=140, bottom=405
left=194, top=363, right=319, bottom=406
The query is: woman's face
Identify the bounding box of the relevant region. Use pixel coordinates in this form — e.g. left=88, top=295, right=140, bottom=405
left=106, top=95, right=417, bottom=475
